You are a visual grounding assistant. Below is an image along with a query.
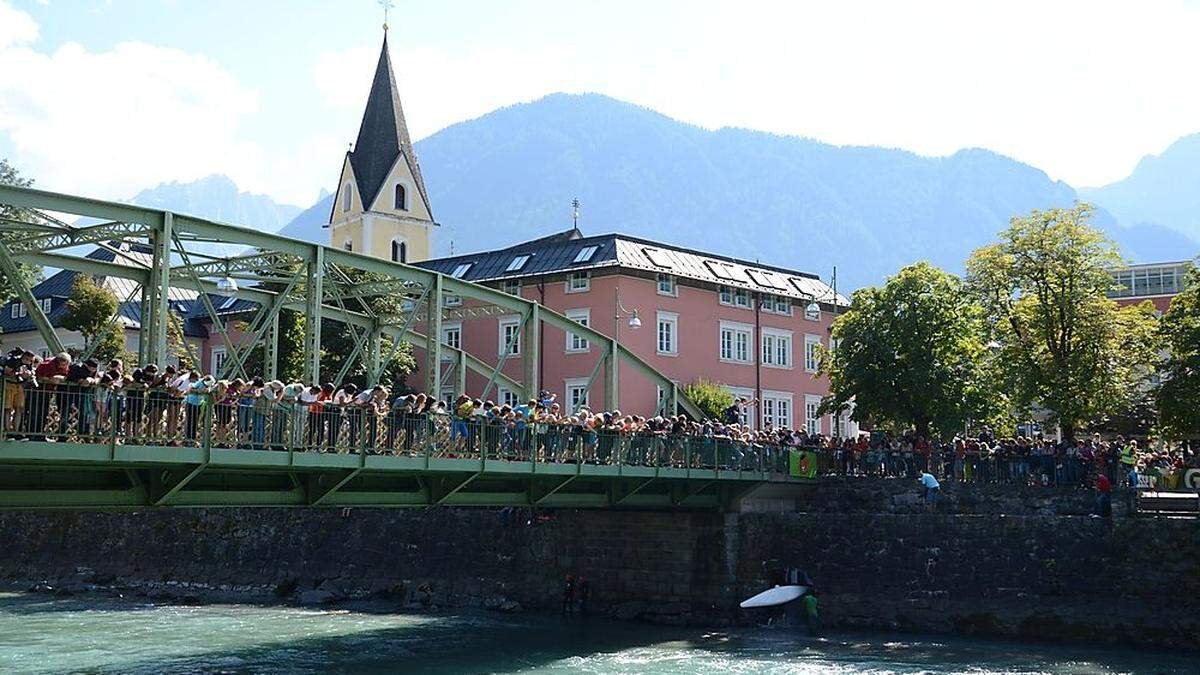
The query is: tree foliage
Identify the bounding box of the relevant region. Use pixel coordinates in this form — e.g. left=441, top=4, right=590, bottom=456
left=62, top=276, right=117, bottom=344
left=820, top=261, right=999, bottom=438
left=966, top=204, right=1159, bottom=441
left=61, top=275, right=129, bottom=365
left=681, top=379, right=734, bottom=421
left=1156, top=263, right=1200, bottom=439
left=0, top=159, right=41, bottom=308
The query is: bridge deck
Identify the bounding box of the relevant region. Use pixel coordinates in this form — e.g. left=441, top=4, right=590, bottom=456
left=0, top=440, right=802, bottom=510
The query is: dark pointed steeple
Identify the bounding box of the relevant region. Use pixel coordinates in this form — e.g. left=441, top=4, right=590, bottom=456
left=349, top=34, right=431, bottom=217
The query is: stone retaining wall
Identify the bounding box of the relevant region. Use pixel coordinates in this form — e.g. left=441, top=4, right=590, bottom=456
left=0, top=482, right=1196, bottom=650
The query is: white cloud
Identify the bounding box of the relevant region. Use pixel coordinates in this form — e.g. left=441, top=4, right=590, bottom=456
left=0, top=0, right=38, bottom=48
left=0, top=0, right=325, bottom=206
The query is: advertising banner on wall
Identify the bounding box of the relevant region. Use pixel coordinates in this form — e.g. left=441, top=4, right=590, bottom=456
left=789, top=449, right=819, bottom=478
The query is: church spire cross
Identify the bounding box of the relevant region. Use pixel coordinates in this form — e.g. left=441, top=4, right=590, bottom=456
left=379, top=0, right=394, bottom=31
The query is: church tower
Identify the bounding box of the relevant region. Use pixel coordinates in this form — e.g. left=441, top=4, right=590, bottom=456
left=328, top=34, right=434, bottom=263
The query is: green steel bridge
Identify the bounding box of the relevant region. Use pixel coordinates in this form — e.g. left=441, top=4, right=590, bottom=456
left=0, top=185, right=805, bottom=510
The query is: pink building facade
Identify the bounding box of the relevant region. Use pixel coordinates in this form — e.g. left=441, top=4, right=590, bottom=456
left=416, top=231, right=853, bottom=435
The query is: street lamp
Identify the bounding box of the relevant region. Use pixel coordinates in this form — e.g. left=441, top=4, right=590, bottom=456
left=615, top=287, right=641, bottom=336
left=215, top=275, right=239, bottom=297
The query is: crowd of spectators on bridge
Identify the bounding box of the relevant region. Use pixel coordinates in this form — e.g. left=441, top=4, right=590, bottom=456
left=3, top=348, right=1195, bottom=486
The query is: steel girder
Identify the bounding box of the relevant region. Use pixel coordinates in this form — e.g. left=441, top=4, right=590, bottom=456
left=0, top=184, right=701, bottom=418
left=0, top=441, right=776, bottom=510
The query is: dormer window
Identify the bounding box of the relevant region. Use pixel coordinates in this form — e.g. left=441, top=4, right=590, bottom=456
left=451, top=263, right=473, bottom=279
left=394, top=183, right=407, bottom=211
left=342, top=182, right=352, bottom=212
left=506, top=254, right=531, bottom=272
left=391, top=239, right=407, bottom=263
left=573, top=246, right=598, bottom=264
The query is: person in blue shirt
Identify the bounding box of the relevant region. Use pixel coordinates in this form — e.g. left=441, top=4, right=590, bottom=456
left=919, top=471, right=940, bottom=511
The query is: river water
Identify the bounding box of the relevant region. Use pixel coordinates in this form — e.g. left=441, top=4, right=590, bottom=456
left=0, top=593, right=1189, bottom=674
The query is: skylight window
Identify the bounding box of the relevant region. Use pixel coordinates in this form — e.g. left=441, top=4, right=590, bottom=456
left=746, top=269, right=785, bottom=289
left=451, top=262, right=473, bottom=278
left=573, top=246, right=598, bottom=264
left=506, top=254, right=531, bottom=272
left=705, top=260, right=735, bottom=280
left=643, top=247, right=673, bottom=269
left=219, top=296, right=238, bottom=310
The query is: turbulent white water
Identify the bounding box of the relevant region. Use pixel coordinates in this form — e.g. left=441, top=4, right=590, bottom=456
left=0, top=592, right=1189, bottom=674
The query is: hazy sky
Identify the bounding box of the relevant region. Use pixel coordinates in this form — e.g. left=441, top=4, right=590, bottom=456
left=3, top=0, right=1200, bottom=206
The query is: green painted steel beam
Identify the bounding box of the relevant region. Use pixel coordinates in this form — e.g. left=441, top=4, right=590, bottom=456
left=0, top=184, right=698, bottom=416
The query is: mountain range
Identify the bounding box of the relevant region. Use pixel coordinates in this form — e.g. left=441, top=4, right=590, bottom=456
left=127, top=93, right=1199, bottom=290
left=130, top=174, right=304, bottom=235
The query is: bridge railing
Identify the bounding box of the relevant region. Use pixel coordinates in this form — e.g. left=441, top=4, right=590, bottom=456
left=0, top=380, right=814, bottom=476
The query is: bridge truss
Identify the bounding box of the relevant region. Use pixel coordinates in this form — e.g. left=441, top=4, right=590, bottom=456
left=0, top=186, right=805, bottom=509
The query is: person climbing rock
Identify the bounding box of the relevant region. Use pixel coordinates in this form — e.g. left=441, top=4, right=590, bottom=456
left=577, top=576, right=591, bottom=617
left=561, top=575, right=576, bottom=618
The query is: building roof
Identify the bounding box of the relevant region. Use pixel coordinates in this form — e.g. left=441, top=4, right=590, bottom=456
left=347, top=34, right=431, bottom=218
left=0, top=245, right=255, bottom=340
left=418, top=230, right=849, bottom=306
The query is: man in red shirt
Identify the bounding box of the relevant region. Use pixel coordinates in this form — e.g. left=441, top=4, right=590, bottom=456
left=1094, top=473, right=1112, bottom=520
left=29, top=353, right=70, bottom=440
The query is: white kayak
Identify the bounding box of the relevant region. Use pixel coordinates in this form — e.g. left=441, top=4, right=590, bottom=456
left=739, top=585, right=808, bottom=609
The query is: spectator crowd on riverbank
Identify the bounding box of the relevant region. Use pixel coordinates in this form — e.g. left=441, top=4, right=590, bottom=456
left=3, top=348, right=1196, bottom=486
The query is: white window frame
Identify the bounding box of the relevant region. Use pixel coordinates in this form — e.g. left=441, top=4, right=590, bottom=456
left=719, top=320, right=754, bottom=364
left=761, top=328, right=793, bottom=369
left=502, top=279, right=522, bottom=296
left=451, top=262, right=473, bottom=278
left=564, top=308, right=590, bottom=353
left=566, top=271, right=590, bottom=293
left=10, top=302, right=24, bottom=319
left=498, top=387, right=521, bottom=408
left=761, top=294, right=791, bottom=315
left=805, top=394, right=823, bottom=436
left=40, top=298, right=52, bottom=314
left=441, top=321, right=462, bottom=350
left=804, top=334, right=822, bottom=373
left=718, top=286, right=751, bottom=308
left=656, top=311, right=678, bottom=356
left=443, top=294, right=462, bottom=308
left=210, top=346, right=228, bottom=375
left=565, top=377, right=590, bottom=413
left=761, top=391, right=793, bottom=430
left=656, top=273, right=677, bottom=297
left=498, top=316, right=521, bottom=357
left=342, top=239, right=353, bottom=252
left=804, top=303, right=821, bottom=321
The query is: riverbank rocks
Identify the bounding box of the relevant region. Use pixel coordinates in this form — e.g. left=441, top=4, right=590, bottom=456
left=0, top=483, right=1195, bottom=651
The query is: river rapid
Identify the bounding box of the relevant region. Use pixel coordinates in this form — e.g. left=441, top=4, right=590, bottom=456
left=0, top=592, right=1190, bottom=674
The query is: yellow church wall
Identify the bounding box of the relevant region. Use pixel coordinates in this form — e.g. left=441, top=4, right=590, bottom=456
left=329, top=157, right=363, bottom=228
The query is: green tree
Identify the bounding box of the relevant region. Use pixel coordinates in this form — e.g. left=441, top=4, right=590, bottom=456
left=1156, top=263, right=1200, bottom=439
left=318, top=268, right=415, bottom=388
left=966, top=204, right=1159, bottom=441
left=0, top=159, right=41, bottom=308
left=61, top=275, right=129, bottom=364
left=681, top=379, right=734, bottom=421
left=820, top=261, right=999, bottom=438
